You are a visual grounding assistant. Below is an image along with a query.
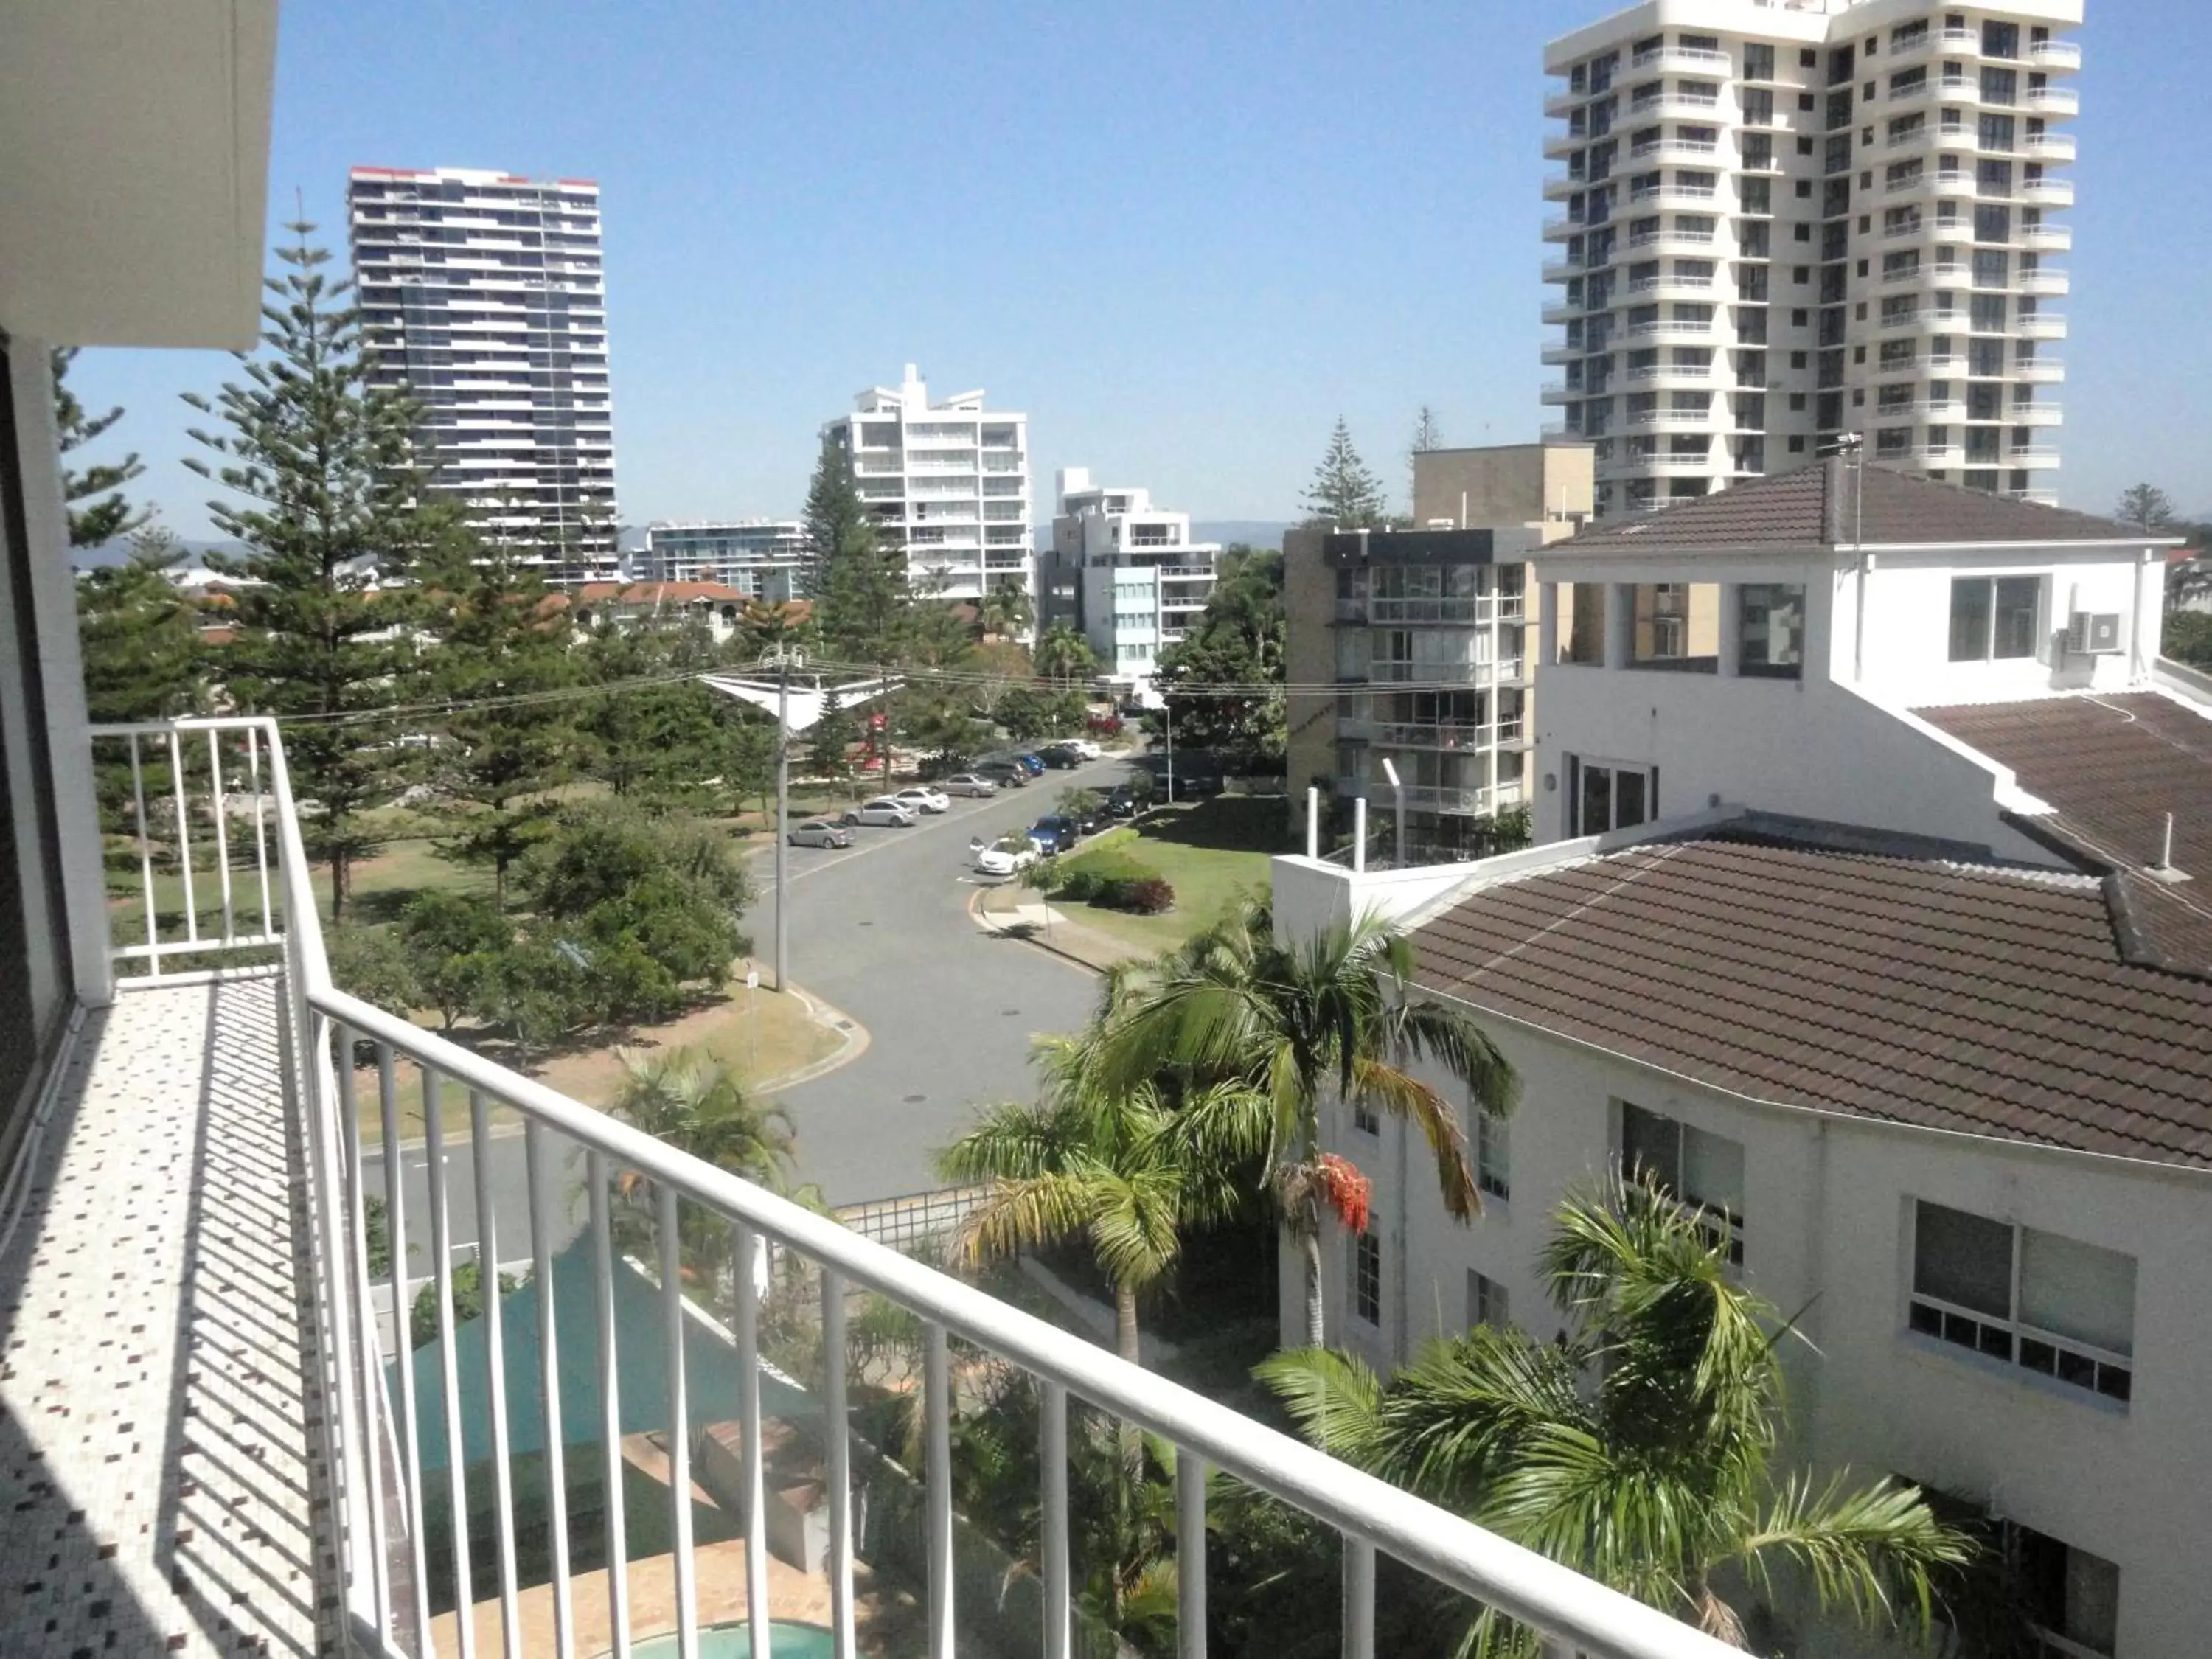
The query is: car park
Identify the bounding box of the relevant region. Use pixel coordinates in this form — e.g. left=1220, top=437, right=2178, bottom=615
left=973, top=835, right=1040, bottom=877
left=787, top=818, right=854, bottom=849
left=1060, top=737, right=1104, bottom=761
left=942, top=773, right=999, bottom=797
left=1036, top=744, right=1083, bottom=769
left=975, top=763, right=1030, bottom=788
left=1015, top=753, right=1047, bottom=775
left=892, top=786, right=950, bottom=814
left=844, top=797, right=918, bottom=827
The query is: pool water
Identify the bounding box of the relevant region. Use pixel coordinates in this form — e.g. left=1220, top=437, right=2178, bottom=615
left=617, top=1621, right=835, bottom=1659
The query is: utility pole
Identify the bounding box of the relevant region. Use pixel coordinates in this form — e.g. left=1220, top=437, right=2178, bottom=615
left=773, top=653, right=790, bottom=992
left=1164, top=700, right=1175, bottom=804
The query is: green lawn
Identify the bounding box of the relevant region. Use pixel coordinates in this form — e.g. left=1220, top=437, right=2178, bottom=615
left=1043, top=796, right=1290, bottom=952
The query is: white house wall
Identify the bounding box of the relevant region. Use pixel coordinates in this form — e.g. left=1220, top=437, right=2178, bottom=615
left=1321, top=1017, right=2212, bottom=1656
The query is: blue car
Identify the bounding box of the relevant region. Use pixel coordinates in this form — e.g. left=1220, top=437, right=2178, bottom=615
left=1028, top=814, right=1081, bottom=855
left=1016, top=752, right=1047, bottom=775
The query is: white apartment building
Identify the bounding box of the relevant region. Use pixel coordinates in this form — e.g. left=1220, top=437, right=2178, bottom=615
left=643, top=519, right=807, bottom=602
left=348, top=166, right=619, bottom=580
left=1040, top=467, right=1221, bottom=695
left=821, top=364, right=1032, bottom=609
left=1543, top=1, right=2081, bottom=517
left=1272, top=465, right=2204, bottom=1655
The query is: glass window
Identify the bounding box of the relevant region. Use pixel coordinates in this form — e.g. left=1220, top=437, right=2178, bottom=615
left=1352, top=1229, right=1382, bottom=1326
left=1621, top=1102, right=1745, bottom=1262
left=1742, top=42, right=1774, bottom=80
left=1467, top=1271, right=1510, bottom=1332
left=1475, top=1109, right=1509, bottom=1200
left=1948, top=576, right=1992, bottom=661
left=1569, top=757, right=1655, bottom=835
left=1737, top=583, right=1805, bottom=677
left=2017, top=1526, right=2120, bottom=1658
left=1630, top=582, right=1722, bottom=670
left=1993, top=575, right=2041, bottom=657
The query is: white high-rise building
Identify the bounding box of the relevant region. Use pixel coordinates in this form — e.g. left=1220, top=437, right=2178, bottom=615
left=821, top=364, right=1032, bottom=608
left=1542, top=1, right=2080, bottom=518
left=348, top=166, right=619, bottom=580
left=642, top=521, right=807, bottom=602
left=1041, top=469, right=1222, bottom=696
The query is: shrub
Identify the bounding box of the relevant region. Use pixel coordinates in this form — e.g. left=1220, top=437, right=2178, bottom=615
left=1053, top=851, right=1152, bottom=903
left=1104, top=876, right=1175, bottom=914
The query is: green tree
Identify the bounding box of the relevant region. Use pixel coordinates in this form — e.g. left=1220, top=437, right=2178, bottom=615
left=1408, top=404, right=1444, bottom=515
left=1302, top=417, right=1388, bottom=529
left=75, top=524, right=203, bottom=725
left=805, top=435, right=908, bottom=661
left=574, top=618, right=728, bottom=806
left=52, top=347, right=147, bottom=548
left=422, top=535, right=579, bottom=904
left=978, top=576, right=1034, bottom=641
left=397, top=891, right=511, bottom=1032
left=1150, top=546, right=1287, bottom=764
left=1261, top=1177, right=1972, bottom=1655
left=2165, top=610, right=2212, bottom=669
left=411, top=1258, right=523, bottom=1351
left=939, top=1032, right=1264, bottom=1370
left=2115, top=482, right=2177, bottom=532
left=1096, top=900, right=1513, bottom=1346
left=326, top=922, right=422, bottom=1013
left=1034, top=623, right=1099, bottom=686
left=183, top=220, right=435, bottom=920
left=808, top=686, right=857, bottom=782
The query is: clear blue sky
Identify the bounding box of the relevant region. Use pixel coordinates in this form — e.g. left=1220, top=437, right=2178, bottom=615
left=71, top=0, right=2212, bottom=538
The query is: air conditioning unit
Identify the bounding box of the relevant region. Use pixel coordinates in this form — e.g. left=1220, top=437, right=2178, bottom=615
left=2065, top=612, right=2123, bottom=655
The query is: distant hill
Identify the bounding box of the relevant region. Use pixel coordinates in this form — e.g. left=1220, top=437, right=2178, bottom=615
left=1029, top=520, right=1294, bottom=553
left=72, top=537, right=244, bottom=571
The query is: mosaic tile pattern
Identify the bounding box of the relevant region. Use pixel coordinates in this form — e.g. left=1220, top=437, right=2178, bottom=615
left=0, top=978, right=337, bottom=1657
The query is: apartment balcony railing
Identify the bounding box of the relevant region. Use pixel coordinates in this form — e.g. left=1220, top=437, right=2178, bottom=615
left=1627, top=184, right=1718, bottom=208
left=1343, top=717, right=1530, bottom=751
left=1542, top=257, right=1581, bottom=283
left=2025, top=86, right=2080, bottom=116
left=1337, top=594, right=1527, bottom=626
left=2017, top=312, right=2068, bottom=338
left=1340, top=779, right=1525, bottom=818
left=69, top=716, right=1727, bottom=1659
left=1543, top=212, right=1579, bottom=240
left=2023, top=178, right=2076, bottom=206
left=1935, top=76, right=1979, bottom=103
left=2016, top=358, right=2067, bottom=382
left=1624, top=319, right=1714, bottom=340
left=2017, top=270, right=2070, bottom=296
left=2013, top=403, right=2064, bottom=425
left=2031, top=39, right=2083, bottom=71
left=1544, top=86, right=1585, bottom=118
left=1626, top=94, right=1719, bottom=121
left=2023, top=224, right=2073, bottom=252
left=1629, top=44, right=1730, bottom=72
left=1626, top=229, right=1717, bottom=253
left=1624, top=407, right=1715, bottom=429
left=2025, top=133, right=2078, bottom=162
left=1363, top=658, right=1526, bottom=685
left=1627, top=362, right=1711, bottom=383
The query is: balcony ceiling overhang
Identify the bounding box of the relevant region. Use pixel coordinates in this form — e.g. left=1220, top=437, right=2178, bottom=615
left=0, top=1, right=276, bottom=348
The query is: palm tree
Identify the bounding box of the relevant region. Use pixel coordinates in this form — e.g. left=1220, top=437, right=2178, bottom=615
left=608, top=1048, right=799, bottom=1287
left=1259, top=1176, right=1974, bottom=1655
left=1034, top=623, right=1099, bottom=686
left=978, top=575, right=1034, bottom=642
left=939, top=1032, right=1265, bottom=1370
left=1093, top=898, right=1514, bottom=1346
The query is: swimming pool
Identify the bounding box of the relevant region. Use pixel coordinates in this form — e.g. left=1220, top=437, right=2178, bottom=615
left=616, top=1620, right=835, bottom=1659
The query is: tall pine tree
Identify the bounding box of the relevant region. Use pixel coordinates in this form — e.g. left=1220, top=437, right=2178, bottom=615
left=804, top=434, right=909, bottom=664
left=52, top=347, right=147, bottom=549
left=421, top=529, right=579, bottom=905
left=183, top=221, right=434, bottom=920
left=1301, top=417, right=1388, bottom=529
left=77, top=524, right=204, bottom=723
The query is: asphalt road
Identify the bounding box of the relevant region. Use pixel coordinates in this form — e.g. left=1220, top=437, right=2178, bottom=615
left=754, top=757, right=1131, bottom=1205
left=364, top=754, right=1134, bottom=1252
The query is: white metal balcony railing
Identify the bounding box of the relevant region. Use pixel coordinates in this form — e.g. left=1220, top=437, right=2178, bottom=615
left=81, top=715, right=1729, bottom=1659
left=1337, top=595, right=1528, bottom=626
left=1344, top=717, right=1529, bottom=751
left=1363, top=658, right=1526, bottom=685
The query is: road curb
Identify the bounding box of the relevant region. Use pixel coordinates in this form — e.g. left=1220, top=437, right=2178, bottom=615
left=967, top=886, right=1109, bottom=978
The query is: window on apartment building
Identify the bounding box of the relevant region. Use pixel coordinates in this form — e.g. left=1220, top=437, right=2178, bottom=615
left=1742, top=43, right=1775, bottom=81
left=1555, top=582, right=1608, bottom=665
left=1736, top=584, right=1806, bottom=678
left=1467, top=1272, right=1510, bottom=1332
left=1567, top=757, right=1657, bottom=837
left=1947, top=574, right=2043, bottom=662
left=1630, top=582, right=1721, bottom=672
left=1621, top=1102, right=1745, bottom=1263
left=1352, top=1228, right=1382, bottom=1326
left=1352, top=1096, right=1380, bottom=1135
left=1908, top=1199, right=2135, bottom=1404
left=1474, top=1109, right=1510, bottom=1200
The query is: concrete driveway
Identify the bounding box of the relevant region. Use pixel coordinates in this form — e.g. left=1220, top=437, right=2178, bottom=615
left=751, top=756, right=1133, bottom=1204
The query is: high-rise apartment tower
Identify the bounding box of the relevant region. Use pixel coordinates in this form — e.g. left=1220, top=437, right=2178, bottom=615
left=1543, top=1, right=2080, bottom=517
left=348, top=166, right=619, bottom=580
left=821, top=365, right=1032, bottom=610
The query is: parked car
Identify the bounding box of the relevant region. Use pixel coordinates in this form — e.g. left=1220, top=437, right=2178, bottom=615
left=1104, top=787, right=1140, bottom=819
left=787, top=818, right=854, bottom=849
left=844, top=797, right=918, bottom=827
left=974, top=835, right=1040, bottom=877
left=1027, top=814, right=1083, bottom=855
left=892, top=786, right=950, bottom=814
left=975, top=763, right=1030, bottom=789
left=1015, top=752, right=1047, bottom=775
left=1036, top=744, right=1083, bottom=769
left=1061, top=737, right=1105, bottom=761
left=942, top=773, right=999, bottom=797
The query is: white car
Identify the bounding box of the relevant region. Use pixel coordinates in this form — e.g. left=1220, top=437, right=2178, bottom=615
left=973, top=835, right=1040, bottom=877
left=942, top=773, right=999, bottom=797
left=893, top=786, right=950, bottom=815
left=1061, top=738, right=1104, bottom=760
left=844, top=797, right=918, bottom=828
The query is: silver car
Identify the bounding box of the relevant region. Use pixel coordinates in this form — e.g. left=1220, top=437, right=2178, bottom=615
left=942, top=773, right=999, bottom=797
left=787, top=818, right=853, bottom=849
left=844, top=797, right=919, bottom=827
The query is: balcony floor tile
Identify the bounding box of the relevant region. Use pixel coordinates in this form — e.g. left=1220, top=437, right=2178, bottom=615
left=0, top=978, right=335, bottom=1657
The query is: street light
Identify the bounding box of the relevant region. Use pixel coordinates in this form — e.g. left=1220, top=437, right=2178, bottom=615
left=1380, top=757, right=1406, bottom=872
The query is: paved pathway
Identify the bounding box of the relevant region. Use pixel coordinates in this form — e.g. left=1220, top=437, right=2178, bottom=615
left=0, top=977, right=333, bottom=1658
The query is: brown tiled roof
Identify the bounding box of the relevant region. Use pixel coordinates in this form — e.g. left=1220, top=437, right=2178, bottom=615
left=1916, top=692, right=2212, bottom=973
left=1545, top=461, right=2163, bottom=554
left=1413, top=831, right=2212, bottom=1169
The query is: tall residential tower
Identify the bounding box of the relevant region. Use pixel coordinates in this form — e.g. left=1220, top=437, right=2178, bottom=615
left=821, top=364, right=1032, bottom=610
left=1040, top=469, right=1221, bottom=698
left=349, top=166, right=619, bottom=580
left=1542, top=1, right=2080, bottom=517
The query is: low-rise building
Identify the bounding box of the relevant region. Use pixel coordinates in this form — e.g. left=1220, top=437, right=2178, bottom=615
left=1274, top=465, right=2202, bottom=1655
left=1039, top=468, right=1221, bottom=697
left=1284, top=444, right=1590, bottom=863
left=643, top=519, right=807, bottom=602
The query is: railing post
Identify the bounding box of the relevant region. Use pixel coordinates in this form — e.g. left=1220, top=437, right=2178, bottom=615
left=659, top=1184, right=698, bottom=1659
left=526, top=1123, right=575, bottom=1659
left=1178, top=1447, right=1208, bottom=1659
left=472, top=1091, right=523, bottom=1659
left=378, top=1046, right=436, bottom=1647
left=734, top=1223, right=771, bottom=1659
left=1041, top=1380, right=1070, bottom=1659
left=821, top=1268, right=857, bottom=1659
left=422, top=1071, right=478, bottom=1659
left=925, top=1323, right=955, bottom=1659
left=1342, top=1536, right=1376, bottom=1659
left=335, top=1024, right=392, bottom=1642
left=588, top=1152, right=630, bottom=1658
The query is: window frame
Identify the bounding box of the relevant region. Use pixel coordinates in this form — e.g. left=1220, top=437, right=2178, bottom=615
left=1619, top=1100, right=1745, bottom=1264
left=1467, top=1270, right=1510, bottom=1332
left=1906, top=1199, right=2135, bottom=1406
left=1352, top=1228, right=1382, bottom=1326
left=1947, top=574, right=2043, bottom=662
left=1567, top=756, right=1658, bottom=837
left=1474, top=1108, right=1510, bottom=1202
